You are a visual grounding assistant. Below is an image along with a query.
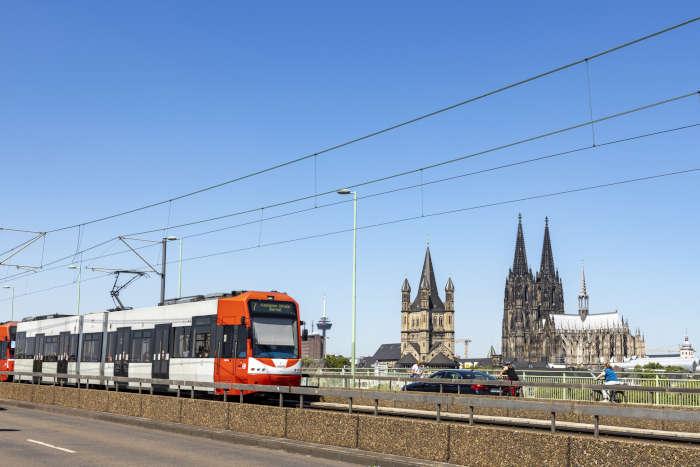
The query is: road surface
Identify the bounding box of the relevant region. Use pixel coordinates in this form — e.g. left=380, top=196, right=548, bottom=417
left=0, top=404, right=359, bottom=466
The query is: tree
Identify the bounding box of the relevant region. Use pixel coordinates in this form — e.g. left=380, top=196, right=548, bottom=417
left=324, top=354, right=350, bottom=368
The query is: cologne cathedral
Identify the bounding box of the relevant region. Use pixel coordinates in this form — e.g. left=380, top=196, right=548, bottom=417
left=501, top=215, right=645, bottom=367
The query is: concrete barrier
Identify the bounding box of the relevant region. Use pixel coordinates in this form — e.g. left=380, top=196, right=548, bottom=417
left=3, top=382, right=700, bottom=466
left=181, top=399, right=228, bottom=429
left=228, top=403, right=285, bottom=438
left=450, top=424, right=569, bottom=466
left=108, top=391, right=142, bottom=417
left=358, top=414, right=450, bottom=462
left=54, top=386, right=81, bottom=408
left=33, top=385, right=55, bottom=405
left=81, top=388, right=110, bottom=412
left=286, top=408, right=357, bottom=448
left=569, top=435, right=700, bottom=466
left=142, top=394, right=181, bottom=423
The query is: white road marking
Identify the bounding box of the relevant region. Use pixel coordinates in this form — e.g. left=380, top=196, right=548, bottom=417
left=26, top=439, right=76, bottom=454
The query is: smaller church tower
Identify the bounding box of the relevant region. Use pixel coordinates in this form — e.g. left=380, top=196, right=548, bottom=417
left=578, top=265, right=589, bottom=320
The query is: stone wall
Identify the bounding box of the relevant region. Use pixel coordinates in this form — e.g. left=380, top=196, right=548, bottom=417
left=2, top=381, right=699, bottom=465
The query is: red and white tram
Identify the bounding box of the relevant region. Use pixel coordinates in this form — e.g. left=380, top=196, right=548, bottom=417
left=11, top=291, right=305, bottom=394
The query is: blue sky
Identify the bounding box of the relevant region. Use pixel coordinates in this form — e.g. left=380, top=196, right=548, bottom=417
left=1, top=2, right=699, bottom=357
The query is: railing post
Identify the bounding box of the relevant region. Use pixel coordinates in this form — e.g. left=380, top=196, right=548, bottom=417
left=239, top=391, right=244, bottom=403
left=348, top=397, right=353, bottom=414
left=550, top=411, right=556, bottom=433
left=176, top=384, right=180, bottom=398
left=469, top=405, right=474, bottom=426
left=149, top=384, right=153, bottom=395
left=191, top=385, right=195, bottom=399
left=139, top=381, right=142, bottom=394
left=279, top=392, right=283, bottom=407
left=654, top=375, right=660, bottom=405
left=594, top=415, right=600, bottom=438
left=436, top=403, right=441, bottom=422
left=374, top=399, right=379, bottom=415
left=224, top=389, right=227, bottom=402
left=562, top=374, right=568, bottom=400
left=299, top=394, right=303, bottom=408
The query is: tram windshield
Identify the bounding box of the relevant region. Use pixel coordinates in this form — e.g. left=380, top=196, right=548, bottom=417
left=249, top=301, right=299, bottom=359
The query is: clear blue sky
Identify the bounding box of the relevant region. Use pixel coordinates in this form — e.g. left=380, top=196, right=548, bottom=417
left=1, top=2, right=699, bottom=357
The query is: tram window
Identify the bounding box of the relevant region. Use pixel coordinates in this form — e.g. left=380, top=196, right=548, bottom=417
left=194, top=329, right=211, bottom=358
left=141, top=330, right=152, bottom=362
left=69, top=334, right=79, bottom=362
left=44, top=336, right=59, bottom=362
left=0, top=342, right=6, bottom=358
left=106, top=332, right=116, bottom=363
left=173, top=326, right=192, bottom=358
left=25, top=337, right=35, bottom=359
left=193, top=316, right=215, bottom=358
left=130, top=331, right=142, bottom=363
left=15, top=332, right=26, bottom=359
left=81, top=333, right=103, bottom=362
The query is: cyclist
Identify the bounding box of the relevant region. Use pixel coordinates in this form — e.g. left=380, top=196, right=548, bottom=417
left=596, top=362, right=619, bottom=402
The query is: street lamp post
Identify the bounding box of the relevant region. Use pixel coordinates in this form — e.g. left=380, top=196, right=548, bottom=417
left=68, top=264, right=82, bottom=315
left=337, top=188, right=357, bottom=379
left=178, top=238, right=183, bottom=298
left=160, top=236, right=178, bottom=305
left=2, top=286, right=14, bottom=321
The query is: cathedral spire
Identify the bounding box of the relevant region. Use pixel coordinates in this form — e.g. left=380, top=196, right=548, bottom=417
left=578, top=264, right=589, bottom=319
left=539, top=217, right=556, bottom=277
left=512, top=213, right=529, bottom=275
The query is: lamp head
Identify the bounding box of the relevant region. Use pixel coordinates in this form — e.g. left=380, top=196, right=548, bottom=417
left=164, top=236, right=178, bottom=241
left=336, top=188, right=352, bottom=195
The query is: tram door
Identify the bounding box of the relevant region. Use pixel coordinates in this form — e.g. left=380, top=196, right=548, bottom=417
left=151, top=323, right=171, bottom=386
left=57, top=331, right=70, bottom=383
left=34, top=333, right=45, bottom=383
left=114, top=327, right=131, bottom=385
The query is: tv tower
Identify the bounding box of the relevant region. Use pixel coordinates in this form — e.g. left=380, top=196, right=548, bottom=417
left=316, top=295, right=333, bottom=358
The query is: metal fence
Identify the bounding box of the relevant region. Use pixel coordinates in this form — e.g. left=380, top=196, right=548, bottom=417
left=302, top=370, right=700, bottom=407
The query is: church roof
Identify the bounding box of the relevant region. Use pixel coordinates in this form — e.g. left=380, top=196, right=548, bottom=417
left=397, top=353, right=418, bottom=365
left=512, top=214, right=529, bottom=276
left=552, top=311, right=625, bottom=331
left=372, top=343, right=401, bottom=361
left=427, top=352, right=456, bottom=367
left=410, top=246, right=445, bottom=311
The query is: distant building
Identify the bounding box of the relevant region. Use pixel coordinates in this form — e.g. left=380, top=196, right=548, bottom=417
left=619, top=334, right=697, bottom=371
left=399, top=247, right=457, bottom=367
left=501, top=215, right=645, bottom=367
left=301, top=334, right=324, bottom=360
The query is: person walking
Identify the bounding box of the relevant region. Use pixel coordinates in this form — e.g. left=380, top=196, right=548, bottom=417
left=410, top=362, right=421, bottom=378
left=500, top=362, right=520, bottom=396
left=596, top=362, right=619, bottom=402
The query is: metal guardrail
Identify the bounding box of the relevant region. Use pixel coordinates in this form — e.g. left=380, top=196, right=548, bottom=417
left=2, top=370, right=699, bottom=439
left=305, top=373, right=700, bottom=394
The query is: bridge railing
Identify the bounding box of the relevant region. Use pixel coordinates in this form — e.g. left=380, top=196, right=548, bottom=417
left=302, top=372, right=700, bottom=407
left=2, top=369, right=700, bottom=439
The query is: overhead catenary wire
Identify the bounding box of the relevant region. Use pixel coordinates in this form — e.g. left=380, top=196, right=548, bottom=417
left=122, top=90, right=700, bottom=237
left=0, top=117, right=698, bottom=286
left=4, top=16, right=697, bottom=235
left=2, top=166, right=698, bottom=305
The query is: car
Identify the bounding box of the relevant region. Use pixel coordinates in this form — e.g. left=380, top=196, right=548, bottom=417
left=402, top=369, right=505, bottom=395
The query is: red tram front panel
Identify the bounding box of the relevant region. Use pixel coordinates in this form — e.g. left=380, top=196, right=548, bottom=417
left=0, top=322, right=16, bottom=382
left=215, top=291, right=302, bottom=394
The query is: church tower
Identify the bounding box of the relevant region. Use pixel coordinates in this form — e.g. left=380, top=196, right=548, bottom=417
left=502, top=214, right=535, bottom=362
left=400, top=247, right=455, bottom=365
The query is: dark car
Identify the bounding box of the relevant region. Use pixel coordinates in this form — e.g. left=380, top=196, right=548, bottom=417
left=402, top=369, right=504, bottom=395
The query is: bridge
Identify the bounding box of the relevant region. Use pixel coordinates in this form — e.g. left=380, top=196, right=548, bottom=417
left=2, top=371, right=700, bottom=465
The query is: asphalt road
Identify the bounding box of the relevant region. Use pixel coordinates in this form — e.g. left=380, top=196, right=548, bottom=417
left=0, top=404, right=360, bottom=466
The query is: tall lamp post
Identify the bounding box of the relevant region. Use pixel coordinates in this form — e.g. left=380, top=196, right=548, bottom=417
left=68, top=264, right=82, bottom=315
left=337, top=188, right=357, bottom=379
left=2, top=286, right=14, bottom=321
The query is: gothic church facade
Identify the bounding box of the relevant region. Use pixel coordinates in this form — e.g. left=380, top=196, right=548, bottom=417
left=502, top=215, right=645, bottom=366
left=400, top=247, right=456, bottom=367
